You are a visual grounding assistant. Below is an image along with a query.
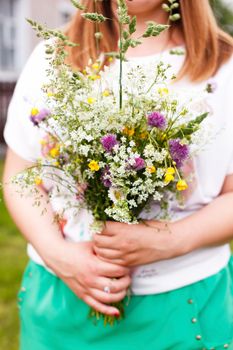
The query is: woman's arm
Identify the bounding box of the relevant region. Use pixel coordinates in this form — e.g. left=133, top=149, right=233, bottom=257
left=3, top=149, right=131, bottom=316
left=93, top=174, right=233, bottom=267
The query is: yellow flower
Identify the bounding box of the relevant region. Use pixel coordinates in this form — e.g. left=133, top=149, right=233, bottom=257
left=31, top=108, right=39, bottom=116
left=158, top=87, right=169, bottom=96
left=50, top=147, right=60, bottom=158
left=164, top=174, right=175, bottom=183
left=88, top=160, right=100, bottom=172
left=123, top=127, right=135, bottom=137
left=114, top=191, right=122, bottom=200
left=92, top=62, right=100, bottom=70
left=87, top=97, right=96, bottom=104
left=108, top=57, right=113, bottom=63
left=140, top=131, right=148, bottom=139
left=102, top=89, right=110, bottom=97
left=47, top=91, right=54, bottom=97
left=89, top=74, right=101, bottom=81
left=53, top=161, right=60, bottom=167
left=34, top=177, right=42, bottom=186
left=166, top=167, right=175, bottom=175
left=161, top=133, right=167, bottom=141
left=146, top=166, right=156, bottom=174
left=176, top=179, right=188, bottom=191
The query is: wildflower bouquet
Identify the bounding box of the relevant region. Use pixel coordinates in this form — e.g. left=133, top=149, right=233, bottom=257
left=16, top=0, right=210, bottom=325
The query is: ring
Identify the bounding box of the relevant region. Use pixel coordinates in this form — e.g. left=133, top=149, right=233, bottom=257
left=103, top=286, right=111, bottom=294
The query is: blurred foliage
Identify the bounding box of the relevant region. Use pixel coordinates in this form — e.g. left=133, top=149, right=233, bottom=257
left=0, top=160, right=28, bottom=350
left=211, top=0, right=233, bottom=36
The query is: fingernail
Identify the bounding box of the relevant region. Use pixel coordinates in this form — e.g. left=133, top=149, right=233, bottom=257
left=114, top=312, right=120, bottom=318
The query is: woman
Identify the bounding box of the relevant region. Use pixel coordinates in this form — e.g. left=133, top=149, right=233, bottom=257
left=3, top=0, right=233, bottom=349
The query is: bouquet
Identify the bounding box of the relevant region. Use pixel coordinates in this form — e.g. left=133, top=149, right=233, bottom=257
left=14, top=0, right=210, bottom=325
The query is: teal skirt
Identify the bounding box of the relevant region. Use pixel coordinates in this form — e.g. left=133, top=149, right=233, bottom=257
left=18, top=257, right=233, bottom=350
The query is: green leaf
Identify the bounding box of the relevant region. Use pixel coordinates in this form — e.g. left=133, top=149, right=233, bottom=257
left=171, top=3, right=179, bottom=9
left=190, top=112, right=209, bottom=126
left=143, top=21, right=170, bottom=38
left=169, top=13, right=181, bottom=22
left=161, top=4, right=171, bottom=12
left=105, top=51, right=121, bottom=60
left=129, top=16, right=137, bottom=34
left=129, top=39, right=142, bottom=48
left=172, top=113, right=209, bottom=138
left=123, top=30, right=130, bottom=40
left=81, top=12, right=107, bottom=23
left=26, top=18, right=78, bottom=49
left=117, top=0, right=130, bottom=24
left=70, top=0, right=86, bottom=10
left=121, top=38, right=141, bottom=52
left=169, top=48, right=185, bottom=56
left=122, top=39, right=131, bottom=53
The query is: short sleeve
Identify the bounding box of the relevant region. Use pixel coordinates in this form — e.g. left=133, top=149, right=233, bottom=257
left=3, top=41, right=49, bottom=162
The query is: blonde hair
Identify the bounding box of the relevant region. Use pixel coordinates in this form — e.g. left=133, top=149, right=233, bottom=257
left=65, top=0, right=233, bottom=81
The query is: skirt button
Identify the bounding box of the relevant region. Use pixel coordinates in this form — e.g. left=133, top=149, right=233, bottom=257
left=187, top=298, right=194, bottom=304
left=196, top=335, right=202, bottom=340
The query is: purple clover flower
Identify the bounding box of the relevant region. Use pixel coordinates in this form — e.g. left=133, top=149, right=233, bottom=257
left=30, top=108, right=51, bottom=126
left=101, top=134, right=118, bottom=152
left=169, top=139, right=189, bottom=168
left=147, top=111, right=167, bottom=130
left=101, top=166, right=112, bottom=188
left=132, top=157, right=145, bottom=171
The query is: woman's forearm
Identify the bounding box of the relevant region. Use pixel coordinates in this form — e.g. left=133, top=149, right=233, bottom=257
left=3, top=181, right=65, bottom=264
left=164, top=192, right=233, bottom=254
left=3, top=150, right=65, bottom=266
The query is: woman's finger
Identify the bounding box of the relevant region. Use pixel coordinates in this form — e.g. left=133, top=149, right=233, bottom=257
left=83, top=295, right=120, bottom=316
left=97, top=259, right=129, bottom=277
left=90, top=287, right=127, bottom=304
left=94, top=246, right=121, bottom=259
left=93, top=234, right=117, bottom=248
left=89, top=275, right=131, bottom=294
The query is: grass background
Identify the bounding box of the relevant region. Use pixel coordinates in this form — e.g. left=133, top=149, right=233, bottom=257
left=0, top=160, right=28, bottom=350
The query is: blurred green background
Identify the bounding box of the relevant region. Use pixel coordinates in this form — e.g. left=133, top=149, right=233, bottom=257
left=0, top=1, right=233, bottom=349
left=0, top=161, right=28, bottom=350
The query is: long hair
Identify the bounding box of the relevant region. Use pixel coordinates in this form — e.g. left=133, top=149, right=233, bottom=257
left=65, top=0, right=233, bottom=81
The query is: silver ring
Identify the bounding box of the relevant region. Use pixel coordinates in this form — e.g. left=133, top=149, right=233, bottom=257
left=103, top=286, right=111, bottom=294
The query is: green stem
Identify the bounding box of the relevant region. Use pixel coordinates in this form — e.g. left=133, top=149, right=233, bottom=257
left=119, top=22, right=123, bottom=110
left=145, top=72, right=160, bottom=94
left=94, top=0, right=100, bottom=57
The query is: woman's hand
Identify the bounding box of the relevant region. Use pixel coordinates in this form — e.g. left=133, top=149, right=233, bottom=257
left=45, top=240, right=131, bottom=317
left=93, top=221, right=188, bottom=267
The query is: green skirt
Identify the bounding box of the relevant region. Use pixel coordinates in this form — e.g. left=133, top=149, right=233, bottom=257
left=18, top=257, right=233, bottom=350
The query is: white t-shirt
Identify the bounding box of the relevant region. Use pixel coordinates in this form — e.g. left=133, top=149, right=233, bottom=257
left=4, top=41, right=233, bottom=295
